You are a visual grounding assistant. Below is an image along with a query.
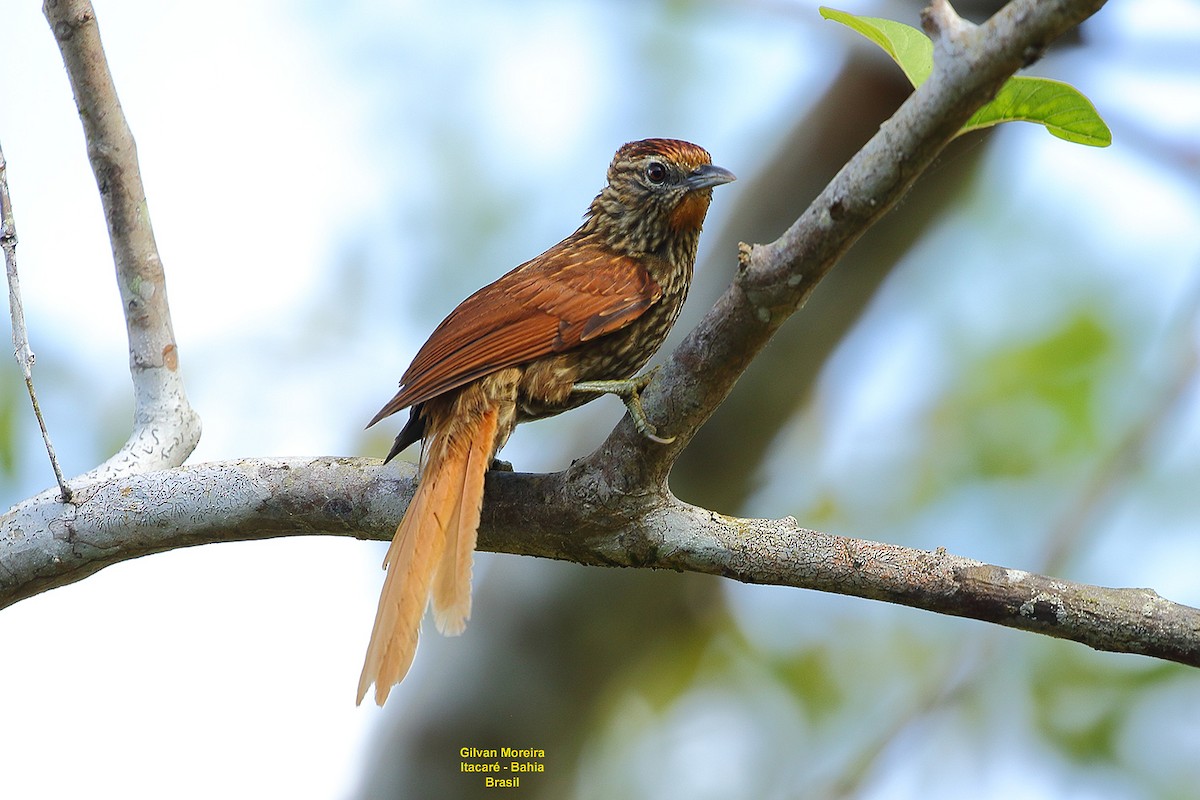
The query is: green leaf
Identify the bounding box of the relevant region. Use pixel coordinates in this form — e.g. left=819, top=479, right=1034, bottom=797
left=819, top=6, right=933, bottom=87
left=963, top=76, right=1112, bottom=146
left=820, top=6, right=1111, bottom=147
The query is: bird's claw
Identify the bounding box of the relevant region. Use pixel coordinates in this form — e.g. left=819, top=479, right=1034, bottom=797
left=571, top=367, right=676, bottom=444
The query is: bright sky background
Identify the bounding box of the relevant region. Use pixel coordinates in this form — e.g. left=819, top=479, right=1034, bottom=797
left=0, top=5, right=378, bottom=795
left=1, top=1, right=1198, bottom=798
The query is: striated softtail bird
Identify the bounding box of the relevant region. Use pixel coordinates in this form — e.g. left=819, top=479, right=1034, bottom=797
left=359, top=138, right=734, bottom=705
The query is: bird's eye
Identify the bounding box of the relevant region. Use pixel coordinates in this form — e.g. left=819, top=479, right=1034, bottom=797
left=645, top=161, right=668, bottom=185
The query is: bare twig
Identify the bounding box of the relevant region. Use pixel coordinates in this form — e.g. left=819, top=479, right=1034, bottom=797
left=42, top=0, right=201, bottom=483
left=0, top=142, right=72, bottom=502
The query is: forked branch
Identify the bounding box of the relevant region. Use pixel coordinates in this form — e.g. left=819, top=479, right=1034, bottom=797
left=43, top=0, right=200, bottom=485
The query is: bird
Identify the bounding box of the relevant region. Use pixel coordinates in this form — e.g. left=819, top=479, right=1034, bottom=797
left=357, top=138, right=735, bottom=705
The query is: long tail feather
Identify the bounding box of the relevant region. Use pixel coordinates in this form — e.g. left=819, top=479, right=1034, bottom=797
left=356, top=404, right=497, bottom=706
left=432, top=405, right=497, bottom=635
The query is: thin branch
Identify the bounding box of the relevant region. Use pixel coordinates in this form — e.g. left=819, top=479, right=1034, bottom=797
left=1, top=458, right=1197, bottom=668
left=42, top=0, right=201, bottom=484
left=0, top=142, right=72, bottom=502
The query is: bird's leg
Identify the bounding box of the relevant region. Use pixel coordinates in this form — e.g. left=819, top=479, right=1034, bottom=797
left=571, top=367, right=675, bottom=444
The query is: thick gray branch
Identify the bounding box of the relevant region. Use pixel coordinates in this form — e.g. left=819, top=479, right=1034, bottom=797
left=44, top=0, right=201, bottom=483
left=2, top=458, right=1196, bottom=667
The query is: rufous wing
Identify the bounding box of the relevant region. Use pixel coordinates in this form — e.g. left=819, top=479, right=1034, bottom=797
left=367, top=240, right=660, bottom=427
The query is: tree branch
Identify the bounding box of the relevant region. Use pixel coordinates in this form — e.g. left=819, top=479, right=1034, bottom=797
left=585, top=0, right=1108, bottom=489
left=2, top=458, right=1196, bottom=667
left=43, top=0, right=201, bottom=485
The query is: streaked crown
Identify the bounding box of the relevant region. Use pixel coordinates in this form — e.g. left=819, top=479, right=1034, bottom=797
left=583, top=138, right=735, bottom=257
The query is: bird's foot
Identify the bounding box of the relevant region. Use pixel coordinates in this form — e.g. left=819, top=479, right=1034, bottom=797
left=571, top=367, right=675, bottom=444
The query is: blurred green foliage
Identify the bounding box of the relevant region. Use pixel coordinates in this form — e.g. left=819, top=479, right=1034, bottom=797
left=933, top=313, right=1115, bottom=480
left=1032, top=650, right=1180, bottom=764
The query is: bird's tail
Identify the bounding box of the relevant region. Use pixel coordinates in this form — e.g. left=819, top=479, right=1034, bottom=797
left=357, top=402, right=498, bottom=706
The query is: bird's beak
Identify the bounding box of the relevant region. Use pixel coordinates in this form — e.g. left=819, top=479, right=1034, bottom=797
left=685, top=163, right=736, bottom=191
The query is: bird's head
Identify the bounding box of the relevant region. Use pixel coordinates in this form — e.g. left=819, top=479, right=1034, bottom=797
left=584, top=138, right=735, bottom=256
